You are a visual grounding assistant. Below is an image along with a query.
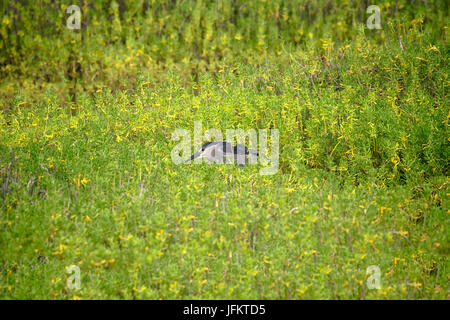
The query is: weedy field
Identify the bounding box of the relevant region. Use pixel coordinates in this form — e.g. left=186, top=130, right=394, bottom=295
left=0, top=0, right=449, bottom=299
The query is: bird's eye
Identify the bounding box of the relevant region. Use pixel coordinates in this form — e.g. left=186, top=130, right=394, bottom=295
left=202, top=148, right=205, bottom=151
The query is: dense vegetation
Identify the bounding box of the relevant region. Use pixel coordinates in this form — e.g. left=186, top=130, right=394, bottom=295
left=0, top=0, right=448, bottom=299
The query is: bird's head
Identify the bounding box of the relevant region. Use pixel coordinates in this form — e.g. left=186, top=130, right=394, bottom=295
left=185, top=142, right=217, bottom=163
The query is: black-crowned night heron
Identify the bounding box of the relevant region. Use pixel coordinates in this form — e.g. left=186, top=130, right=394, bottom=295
left=185, top=141, right=259, bottom=166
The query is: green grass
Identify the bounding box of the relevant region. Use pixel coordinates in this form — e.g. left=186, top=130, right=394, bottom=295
left=0, top=0, right=449, bottom=299
left=1, top=66, right=448, bottom=299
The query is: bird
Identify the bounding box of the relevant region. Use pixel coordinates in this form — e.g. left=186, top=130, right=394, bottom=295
left=185, top=141, right=259, bottom=166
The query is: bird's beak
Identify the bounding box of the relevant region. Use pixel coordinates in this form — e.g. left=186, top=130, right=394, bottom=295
left=185, top=151, right=201, bottom=163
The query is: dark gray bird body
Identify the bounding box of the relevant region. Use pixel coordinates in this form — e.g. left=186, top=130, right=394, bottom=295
left=186, top=141, right=259, bottom=166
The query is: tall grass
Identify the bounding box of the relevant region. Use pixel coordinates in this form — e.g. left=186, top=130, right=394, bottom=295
left=0, top=0, right=448, bottom=299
